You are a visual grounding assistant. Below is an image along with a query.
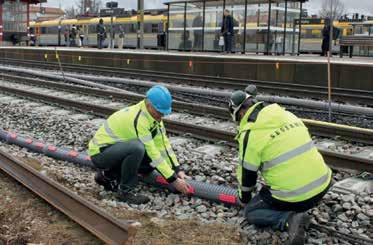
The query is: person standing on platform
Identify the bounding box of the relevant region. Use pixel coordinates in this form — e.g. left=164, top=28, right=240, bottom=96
left=221, top=9, right=234, bottom=53
left=77, top=26, right=85, bottom=47
left=192, top=14, right=203, bottom=50
left=118, top=25, right=125, bottom=49
left=321, top=19, right=331, bottom=56
left=97, top=19, right=106, bottom=49
left=88, top=85, right=191, bottom=205
left=64, top=29, right=69, bottom=46
left=70, top=25, right=77, bottom=47
left=228, top=86, right=332, bottom=245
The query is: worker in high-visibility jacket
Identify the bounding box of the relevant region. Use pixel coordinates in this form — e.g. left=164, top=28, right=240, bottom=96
left=229, top=86, right=332, bottom=245
left=88, top=85, right=190, bottom=205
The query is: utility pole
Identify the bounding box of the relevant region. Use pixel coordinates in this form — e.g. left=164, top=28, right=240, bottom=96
left=106, top=1, right=118, bottom=49
left=327, top=0, right=334, bottom=122
left=110, top=3, right=113, bottom=49
left=137, top=0, right=144, bottom=49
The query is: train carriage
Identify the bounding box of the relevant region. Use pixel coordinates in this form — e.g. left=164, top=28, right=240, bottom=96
left=30, top=12, right=167, bottom=49
left=299, top=19, right=353, bottom=54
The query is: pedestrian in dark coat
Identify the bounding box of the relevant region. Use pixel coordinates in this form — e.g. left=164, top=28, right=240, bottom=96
left=221, top=9, right=234, bottom=53
left=321, top=20, right=331, bottom=56
left=97, top=19, right=106, bottom=49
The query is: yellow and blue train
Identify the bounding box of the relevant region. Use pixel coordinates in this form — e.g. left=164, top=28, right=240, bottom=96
left=30, top=11, right=167, bottom=48
left=29, top=13, right=361, bottom=53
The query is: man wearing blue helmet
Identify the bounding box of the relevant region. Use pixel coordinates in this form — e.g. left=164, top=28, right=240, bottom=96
left=88, top=85, right=190, bottom=204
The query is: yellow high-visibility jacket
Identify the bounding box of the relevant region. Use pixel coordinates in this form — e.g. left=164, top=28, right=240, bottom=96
left=88, top=100, right=179, bottom=181
left=236, top=102, right=332, bottom=202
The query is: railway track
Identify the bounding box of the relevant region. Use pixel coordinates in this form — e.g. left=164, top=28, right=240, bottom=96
left=1, top=57, right=373, bottom=106
left=0, top=83, right=372, bottom=172
left=2, top=73, right=373, bottom=146
left=0, top=149, right=139, bottom=244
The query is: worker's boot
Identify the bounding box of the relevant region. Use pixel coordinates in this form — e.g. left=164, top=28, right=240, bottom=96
left=117, top=187, right=150, bottom=205
left=287, top=212, right=310, bottom=245
left=94, top=170, right=118, bottom=192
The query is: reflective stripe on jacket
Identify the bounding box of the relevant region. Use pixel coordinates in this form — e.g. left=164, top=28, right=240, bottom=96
left=88, top=100, right=179, bottom=180
left=236, top=102, right=331, bottom=202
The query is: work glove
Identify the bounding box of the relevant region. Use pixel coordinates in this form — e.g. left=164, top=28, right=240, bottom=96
left=238, top=197, right=248, bottom=208
left=240, top=218, right=251, bottom=230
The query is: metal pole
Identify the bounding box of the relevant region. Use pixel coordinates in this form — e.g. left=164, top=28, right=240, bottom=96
left=256, top=3, right=260, bottom=54
left=183, top=2, right=186, bottom=51
left=274, top=3, right=279, bottom=55
left=110, top=4, right=113, bottom=49
left=266, top=0, right=271, bottom=55
left=297, top=1, right=302, bottom=55
left=137, top=0, right=144, bottom=49
left=201, top=1, right=206, bottom=51
left=283, top=0, right=288, bottom=55
left=54, top=47, right=66, bottom=83
left=243, top=0, right=248, bottom=54
left=327, top=0, right=333, bottom=122
left=166, top=4, right=170, bottom=51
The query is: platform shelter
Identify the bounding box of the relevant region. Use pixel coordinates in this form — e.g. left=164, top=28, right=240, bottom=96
left=165, top=0, right=307, bottom=55
left=0, top=0, right=46, bottom=45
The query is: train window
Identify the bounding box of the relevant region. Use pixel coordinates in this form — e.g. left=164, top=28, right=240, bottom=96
left=47, top=26, right=59, bottom=34
left=41, top=27, right=47, bottom=34
left=123, top=24, right=131, bottom=33
left=130, top=24, right=137, bottom=33
left=152, top=24, right=159, bottom=33
left=144, top=23, right=152, bottom=33
left=88, top=24, right=97, bottom=33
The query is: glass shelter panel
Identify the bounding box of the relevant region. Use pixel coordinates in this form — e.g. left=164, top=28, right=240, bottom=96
left=285, top=2, right=301, bottom=54
left=168, top=3, right=186, bottom=50
left=204, top=0, right=224, bottom=51
left=225, top=0, right=246, bottom=53
left=3, top=0, right=28, bottom=33
left=185, top=2, right=204, bottom=51
left=256, top=3, right=269, bottom=53
left=269, top=2, right=286, bottom=55
left=245, top=3, right=259, bottom=53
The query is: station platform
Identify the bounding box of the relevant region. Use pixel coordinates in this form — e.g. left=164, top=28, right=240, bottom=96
left=0, top=47, right=372, bottom=90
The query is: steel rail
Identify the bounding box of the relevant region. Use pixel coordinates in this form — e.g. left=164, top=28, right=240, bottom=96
left=1, top=57, right=373, bottom=106
left=0, top=73, right=228, bottom=119
left=0, top=149, right=139, bottom=244
left=310, top=223, right=373, bottom=245
left=2, top=74, right=373, bottom=145
left=0, top=85, right=372, bottom=172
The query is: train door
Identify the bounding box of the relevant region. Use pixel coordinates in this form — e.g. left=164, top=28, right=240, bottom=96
left=83, top=24, right=89, bottom=47
left=58, top=20, right=62, bottom=46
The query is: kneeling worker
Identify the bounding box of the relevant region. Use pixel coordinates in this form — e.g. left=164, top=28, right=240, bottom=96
left=88, top=85, right=190, bottom=205
left=229, top=86, right=332, bottom=245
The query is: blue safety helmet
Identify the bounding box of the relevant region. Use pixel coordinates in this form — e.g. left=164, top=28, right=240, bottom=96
left=146, top=85, right=173, bottom=115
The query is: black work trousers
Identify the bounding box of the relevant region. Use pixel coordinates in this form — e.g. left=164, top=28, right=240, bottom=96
left=224, top=33, right=233, bottom=52
left=91, top=140, right=153, bottom=192
left=244, top=182, right=331, bottom=231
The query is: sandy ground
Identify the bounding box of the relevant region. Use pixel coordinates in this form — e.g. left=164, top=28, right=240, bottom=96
left=0, top=155, right=247, bottom=245
left=0, top=170, right=101, bottom=245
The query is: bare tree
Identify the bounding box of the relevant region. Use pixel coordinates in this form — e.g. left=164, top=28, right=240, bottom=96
left=319, top=0, right=346, bottom=19
left=76, top=0, right=103, bottom=15
left=64, top=6, right=77, bottom=18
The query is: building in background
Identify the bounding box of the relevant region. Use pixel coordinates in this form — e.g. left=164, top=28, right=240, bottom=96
left=29, top=6, right=64, bottom=21
left=0, top=0, right=47, bottom=45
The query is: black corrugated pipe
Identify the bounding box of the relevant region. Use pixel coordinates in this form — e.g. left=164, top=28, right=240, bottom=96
left=0, top=128, right=239, bottom=206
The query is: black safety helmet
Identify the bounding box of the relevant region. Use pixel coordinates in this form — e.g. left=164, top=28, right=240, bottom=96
left=228, top=85, right=258, bottom=122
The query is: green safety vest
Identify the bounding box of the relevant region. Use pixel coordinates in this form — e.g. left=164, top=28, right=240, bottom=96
left=236, top=102, right=331, bottom=203
left=88, top=100, right=179, bottom=180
